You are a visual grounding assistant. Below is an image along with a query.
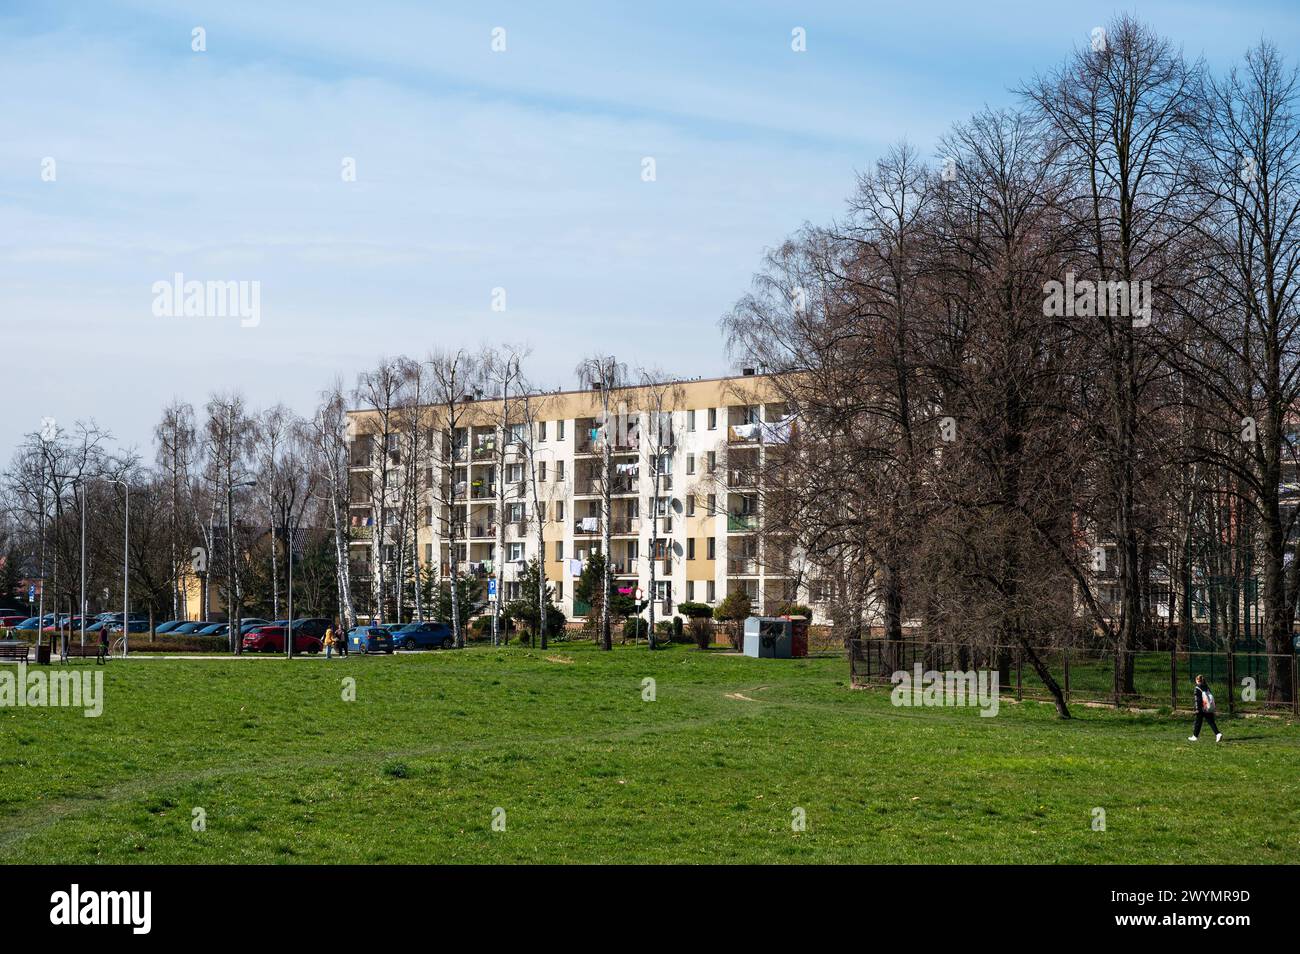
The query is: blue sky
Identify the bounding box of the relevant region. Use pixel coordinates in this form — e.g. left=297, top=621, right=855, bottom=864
left=2, top=0, right=1297, bottom=455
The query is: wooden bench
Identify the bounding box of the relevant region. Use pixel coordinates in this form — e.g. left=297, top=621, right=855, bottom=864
left=61, top=641, right=107, bottom=664
left=0, top=641, right=30, bottom=661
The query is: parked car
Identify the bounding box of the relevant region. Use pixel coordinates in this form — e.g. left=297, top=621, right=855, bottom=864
left=107, top=620, right=150, bottom=635
left=0, top=614, right=28, bottom=628
left=242, top=618, right=329, bottom=654
left=153, top=620, right=186, bottom=634
left=15, top=616, right=54, bottom=631
left=348, top=626, right=394, bottom=654
left=391, top=621, right=455, bottom=650
left=171, top=621, right=212, bottom=635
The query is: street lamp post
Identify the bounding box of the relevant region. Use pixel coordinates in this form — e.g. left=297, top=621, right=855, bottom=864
left=100, top=478, right=130, bottom=655
left=228, top=480, right=257, bottom=654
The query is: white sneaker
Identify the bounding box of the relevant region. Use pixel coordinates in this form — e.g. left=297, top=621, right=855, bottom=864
left=1215, top=733, right=1222, bottom=742
left=1188, top=736, right=1198, bottom=742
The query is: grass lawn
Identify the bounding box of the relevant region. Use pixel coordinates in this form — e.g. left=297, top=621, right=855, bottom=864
left=1, top=641, right=1297, bottom=864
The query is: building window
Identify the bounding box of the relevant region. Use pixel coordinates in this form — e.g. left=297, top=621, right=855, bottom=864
left=508, top=502, right=524, bottom=522
left=508, top=542, right=525, bottom=562
left=688, top=409, right=696, bottom=432
left=707, top=408, right=717, bottom=430
left=425, top=543, right=433, bottom=563
left=539, top=461, right=547, bottom=481
left=539, top=421, right=547, bottom=441
left=707, top=451, right=716, bottom=473
left=686, top=454, right=695, bottom=475
left=707, top=537, right=715, bottom=559
left=707, top=580, right=716, bottom=602
left=687, top=538, right=696, bottom=560
left=557, top=460, right=565, bottom=480
left=557, top=420, right=566, bottom=440
left=686, top=494, right=695, bottom=516
left=556, top=501, right=565, bottom=521
left=555, top=541, right=563, bottom=561
left=707, top=493, right=716, bottom=514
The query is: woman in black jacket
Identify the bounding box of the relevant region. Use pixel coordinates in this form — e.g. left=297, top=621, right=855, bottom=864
left=1189, top=674, right=1222, bottom=742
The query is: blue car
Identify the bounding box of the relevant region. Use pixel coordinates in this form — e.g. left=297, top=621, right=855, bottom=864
left=391, top=622, right=455, bottom=650
left=153, top=620, right=186, bottom=634
left=348, top=626, right=394, bottom=654
left=14, top=616, right=52, bottom=631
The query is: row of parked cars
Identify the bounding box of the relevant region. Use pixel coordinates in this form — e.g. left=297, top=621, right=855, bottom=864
left=0, top=607, right=458, bottom=656
left=347, top=621, right=456, bottom=654
left=0, top=610, right=150, bottom=635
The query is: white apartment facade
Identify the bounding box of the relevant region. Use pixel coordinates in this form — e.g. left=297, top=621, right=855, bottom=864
left=345, top=371, right=810, bottom=625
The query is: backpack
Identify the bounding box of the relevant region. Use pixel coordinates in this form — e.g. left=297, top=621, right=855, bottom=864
left=1200, top=688, right=1215, bottom=713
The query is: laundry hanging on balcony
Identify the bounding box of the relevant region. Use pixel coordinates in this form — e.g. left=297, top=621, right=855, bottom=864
left=760, top=414, right=798, bottom=444
left=730, top=423, right=760, bottom=440
left=615, top=463, right=639, bottom=475
left=579, top=516, right=599, bottom=532
left=568, top=558, right=585, bottom=577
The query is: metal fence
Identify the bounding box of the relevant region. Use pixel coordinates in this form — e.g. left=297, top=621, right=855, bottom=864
left=848, top=637, right=1300, bottom=714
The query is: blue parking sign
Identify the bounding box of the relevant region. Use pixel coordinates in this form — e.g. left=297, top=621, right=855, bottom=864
left=27, top=584, right=35, bottom=602
left=488, top=579, right=497, bottom=598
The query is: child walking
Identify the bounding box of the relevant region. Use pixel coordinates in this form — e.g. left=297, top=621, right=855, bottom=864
left=323, top=625, right=336, bottom=660
left=1189, top=674, right=1222, bottom=742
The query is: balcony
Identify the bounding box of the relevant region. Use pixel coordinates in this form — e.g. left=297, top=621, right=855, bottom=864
left=609, top=517, right=641, bottom=536
left=728, top=423, right=761, bottom=444
left=727, top=469, right=759, bottom=489
left=728, top=557, right=760, bottom=576
left=470, top=523, right=497, bottom=540
left=727, top=513, right=759, bottom=532
left=469, top=482, right=496, bottom=500
left=574, top=518, right=602, bottom=535
left=574, top=476, right=636, bottom=496
left=472, top=440, right=498, bottom=460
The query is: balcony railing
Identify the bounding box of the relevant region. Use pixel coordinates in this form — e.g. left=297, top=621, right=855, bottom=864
left=728, top=558, right=760, bottom=575
left=609, top=517, right=640, bottom=535
left=728, top=423, right=761, bottom=443
left=727, top=513, right=759, bottom=532
left=727, top=469, right=759, bottom=488
left=574, top=476, right=635, bottom=496
left=470, top=483, right=496, bottom=500
left=470, top=523, right=497, bottom=539
left=574, top=518, right=602, bottom=535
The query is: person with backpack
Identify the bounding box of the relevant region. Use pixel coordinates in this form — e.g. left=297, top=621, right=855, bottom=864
left=1189, top=674, right=1222, bottom=743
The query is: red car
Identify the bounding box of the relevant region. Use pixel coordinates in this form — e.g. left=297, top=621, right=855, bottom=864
left=242, top=619, right=327, bottom=654
left=0, top=615, right=28, bottom=628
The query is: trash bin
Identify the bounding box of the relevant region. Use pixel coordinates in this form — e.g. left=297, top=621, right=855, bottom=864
left=743, top=617, right=792, bottom=658
left=35, top=643, right=51, bottom=665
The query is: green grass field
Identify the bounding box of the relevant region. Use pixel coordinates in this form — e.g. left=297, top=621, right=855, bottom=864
left=2, top=642, right=1297, bottom=864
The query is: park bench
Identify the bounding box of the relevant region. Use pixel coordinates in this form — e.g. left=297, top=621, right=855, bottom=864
left=61, top=641, right=107, bottom=664
left=0, top=641, right=29, bottom=661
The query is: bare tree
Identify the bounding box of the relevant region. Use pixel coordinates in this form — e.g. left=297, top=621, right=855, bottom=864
left=576, top=355, right=628, bottom=650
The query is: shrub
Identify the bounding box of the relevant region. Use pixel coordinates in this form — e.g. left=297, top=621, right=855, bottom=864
left=622, top=617, right=649, bottom=641
left=777, top=603, right=813, bottom=618
left=673, top=616, right=684, bottom=640
left=676, top=601, right=714, bottom=619
left=688, top=616, right=713, bottom=650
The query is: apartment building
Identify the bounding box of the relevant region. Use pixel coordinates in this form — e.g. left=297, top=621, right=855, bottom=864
left=345, top=371, right=809, bottom=624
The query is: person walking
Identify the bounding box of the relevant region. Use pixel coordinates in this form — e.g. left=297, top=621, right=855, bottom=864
left=323, top=624, right=336, bottom=661
left=337, top=619, right=348, bottom=657
left=1189, top=674, right=1222, bottom=742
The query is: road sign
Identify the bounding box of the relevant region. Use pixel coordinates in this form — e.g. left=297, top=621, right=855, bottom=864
left=488, top=579, right=497, bottom=599
left=27, top=584, right=36, bottom=602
